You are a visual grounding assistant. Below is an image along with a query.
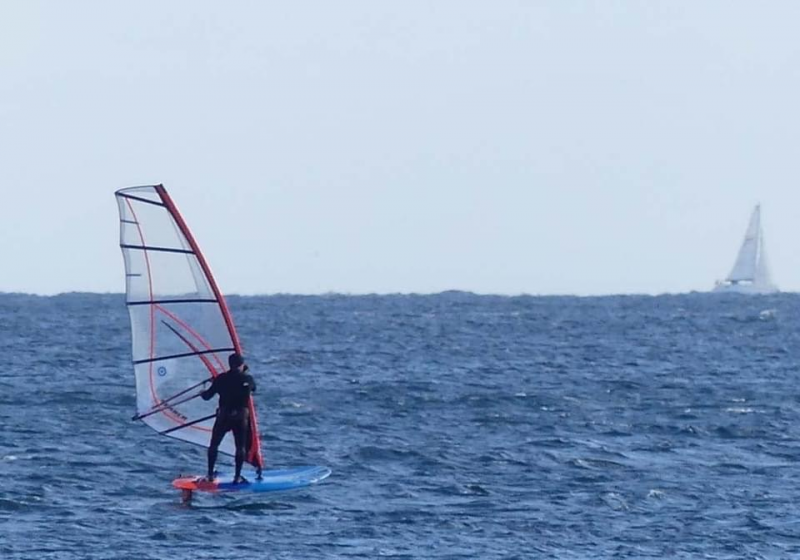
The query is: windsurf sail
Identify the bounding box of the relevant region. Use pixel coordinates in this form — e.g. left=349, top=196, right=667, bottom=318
left=116, top=184, right=263, bottom=472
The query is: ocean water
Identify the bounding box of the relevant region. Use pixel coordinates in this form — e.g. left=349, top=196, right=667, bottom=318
left=1, top=292, right=800, bottom=559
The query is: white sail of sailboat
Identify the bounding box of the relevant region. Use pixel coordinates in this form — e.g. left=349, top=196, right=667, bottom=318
left=713, top=204, right=778, bottom=294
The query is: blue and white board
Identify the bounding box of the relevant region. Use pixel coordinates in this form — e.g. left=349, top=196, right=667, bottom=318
left=173, top=466, right=331, bottom=494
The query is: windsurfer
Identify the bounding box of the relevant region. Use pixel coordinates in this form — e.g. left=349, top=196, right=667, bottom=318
left=201, top=353, right=256, bottom=484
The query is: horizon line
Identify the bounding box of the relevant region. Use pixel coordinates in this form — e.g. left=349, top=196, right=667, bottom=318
left=0, top=289, right=793, bottom=299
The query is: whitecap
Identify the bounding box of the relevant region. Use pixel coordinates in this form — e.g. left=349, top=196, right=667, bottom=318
left=759, top=309, right=777, bottom=320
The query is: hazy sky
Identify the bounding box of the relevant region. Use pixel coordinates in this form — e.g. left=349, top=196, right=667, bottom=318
left=2, top=1, right=799, bottom=296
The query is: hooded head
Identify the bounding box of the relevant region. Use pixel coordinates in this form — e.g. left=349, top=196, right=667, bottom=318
left=228, top=353, right=245, bottom=370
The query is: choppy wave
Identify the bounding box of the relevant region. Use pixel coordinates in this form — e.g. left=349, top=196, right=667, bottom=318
left=1, top=292, right=799, bottom=558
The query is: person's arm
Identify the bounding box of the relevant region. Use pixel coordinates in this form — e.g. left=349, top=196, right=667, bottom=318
left=242, top=364, right=256, bottom=394
left=201, top=377, right=219, bottom=401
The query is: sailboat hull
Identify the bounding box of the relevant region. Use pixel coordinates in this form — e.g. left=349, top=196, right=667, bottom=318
left=712, top=281, right=778, bottom=295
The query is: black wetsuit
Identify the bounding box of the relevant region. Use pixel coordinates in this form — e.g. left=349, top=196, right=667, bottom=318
left=201, top=368, right=256, bottom=480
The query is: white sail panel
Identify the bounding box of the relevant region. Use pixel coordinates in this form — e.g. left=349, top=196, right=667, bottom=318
left=116, top=185, right=263, bottom=468
left=755, top=235, right=774, bottom=287
left=726, top=206, right=760, bottom=282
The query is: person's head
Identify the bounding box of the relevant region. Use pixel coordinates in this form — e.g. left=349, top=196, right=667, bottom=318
left=228, top=353, right=245, bottom=372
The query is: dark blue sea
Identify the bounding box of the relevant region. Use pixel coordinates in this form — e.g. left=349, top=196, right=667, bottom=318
left=2, top=292, right=800, bottom=559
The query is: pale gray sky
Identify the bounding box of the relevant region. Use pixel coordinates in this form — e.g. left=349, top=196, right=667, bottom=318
left=1, top=1, right=799, bottom=295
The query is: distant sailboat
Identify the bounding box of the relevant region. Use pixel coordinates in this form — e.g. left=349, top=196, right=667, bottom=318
left=713, top=205, right=778, bottom=294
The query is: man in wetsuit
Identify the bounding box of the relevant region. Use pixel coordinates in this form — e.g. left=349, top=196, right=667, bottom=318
left=201, top=353, right=256, bottom=484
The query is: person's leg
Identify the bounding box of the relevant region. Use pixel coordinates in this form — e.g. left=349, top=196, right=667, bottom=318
left=207, top=415, right=227, bottom=479
left=231, top=409, right=250, bottom=482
